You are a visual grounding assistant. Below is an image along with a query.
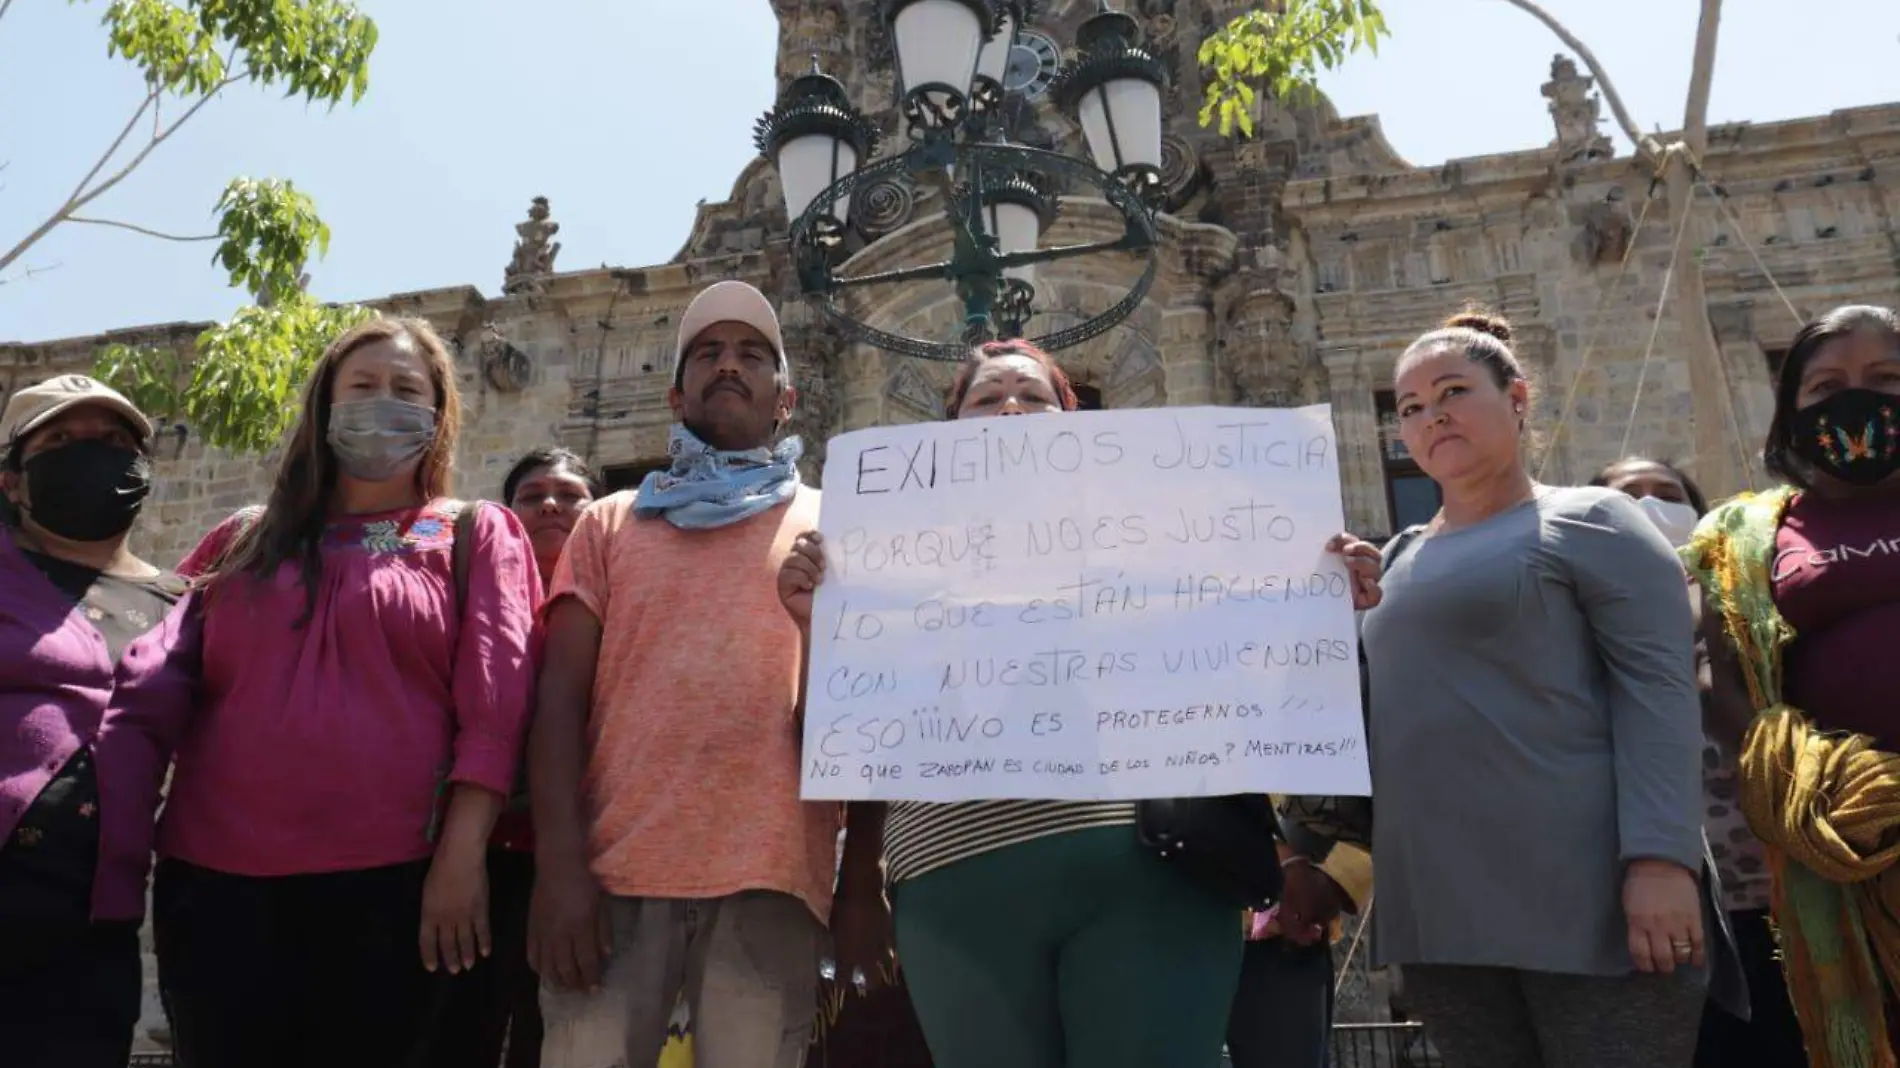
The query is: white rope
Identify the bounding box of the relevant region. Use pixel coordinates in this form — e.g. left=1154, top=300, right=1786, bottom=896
left=1533, top=189, right=1660, bottom=481
left=1618, top=171, right=1700, bottom=457
left=1693, top=185, right=1768, bottom=493
left=1335, top=896, right=1374, bottom=999
left=1699, top=177, right=1805, bottom=325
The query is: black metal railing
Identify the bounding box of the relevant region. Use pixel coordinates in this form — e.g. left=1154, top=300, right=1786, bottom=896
left=136, top=1023, right=1444, bottom=1068
left=1330, top=1022, right=1444, bottom=1068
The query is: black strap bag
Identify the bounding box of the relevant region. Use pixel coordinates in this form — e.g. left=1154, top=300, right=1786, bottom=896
left=1135, top=794, right=1285, bottom=911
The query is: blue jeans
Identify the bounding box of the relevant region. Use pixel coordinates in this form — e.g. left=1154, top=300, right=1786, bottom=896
left=1226, top=938, right=1335, bottom=1068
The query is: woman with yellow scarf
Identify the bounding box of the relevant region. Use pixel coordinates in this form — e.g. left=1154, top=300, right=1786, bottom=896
left=1684, top=304, right=1900, bottom=1068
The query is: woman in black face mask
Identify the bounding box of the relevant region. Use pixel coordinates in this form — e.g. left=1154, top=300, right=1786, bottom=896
left=0, top=374, right=195, bottom=1068
left=1684, top=303, right=1900, bottom=1062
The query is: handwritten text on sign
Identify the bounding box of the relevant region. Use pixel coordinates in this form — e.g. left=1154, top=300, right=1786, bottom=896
left=801, top=405, right=1372, bottom=802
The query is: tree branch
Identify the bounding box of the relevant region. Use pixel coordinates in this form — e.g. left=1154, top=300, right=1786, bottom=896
left=0, top=60, right=247, bottom=277
left=0, top=90, right=157, bottom=276
left=62, top=73, right=246, bottom=220
left=0, top=261, right=63, bottom=286
left=66, top=89, right=159, bottom=210
left=1494, top=0, right=1660, bottom=160
left=0, top=0, right=17, bottom=29
left=66, top=216, right=218, bottom=242
left=1680, top=0, right=1722, bottom=157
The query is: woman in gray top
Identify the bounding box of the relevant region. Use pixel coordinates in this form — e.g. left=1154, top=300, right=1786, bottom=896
left=1345, top=311, right=1716, bottom=1068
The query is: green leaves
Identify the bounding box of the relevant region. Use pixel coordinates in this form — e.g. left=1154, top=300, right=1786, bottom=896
left=94, top=174, right=370, bottom=453
left=95, top=297, right=372, bottom=453
left=101, top=0, right=227, bottom=94
left=67, top=1, right=380, bottom=452
left=214, top=177, right=328, bottom=305
left=1197, top=0, right=1390, bottom=139
left=87, top=0, right=377, bottom=104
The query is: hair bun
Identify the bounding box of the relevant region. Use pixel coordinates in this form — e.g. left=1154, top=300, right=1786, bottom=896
left=1444, top=310, right=1513, bottom=344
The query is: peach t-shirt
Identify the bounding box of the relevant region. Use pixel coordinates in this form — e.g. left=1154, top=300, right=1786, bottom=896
left=549, top=486, right=841, bottom=922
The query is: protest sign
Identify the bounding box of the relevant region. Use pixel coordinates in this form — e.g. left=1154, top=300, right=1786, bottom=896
left=800, top=404, right=1372, bottom=802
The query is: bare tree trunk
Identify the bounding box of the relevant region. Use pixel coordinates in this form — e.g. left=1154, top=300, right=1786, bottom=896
left=1499, top=0, right=1743, bottom=494
left=1672, top=0, right=1742, bottom=496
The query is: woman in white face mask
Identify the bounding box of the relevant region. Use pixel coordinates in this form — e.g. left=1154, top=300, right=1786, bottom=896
left=150, top=318, right=545, bottom=1068
left=1592, top=457, right=1804, bottom=1068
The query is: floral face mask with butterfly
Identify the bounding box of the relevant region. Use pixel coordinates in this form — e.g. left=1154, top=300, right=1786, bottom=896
left=1792, top=388, right=1900, bottom=487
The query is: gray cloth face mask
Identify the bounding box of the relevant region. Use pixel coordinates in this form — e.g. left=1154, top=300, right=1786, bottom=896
left=327, top=397, right=437, bottom=482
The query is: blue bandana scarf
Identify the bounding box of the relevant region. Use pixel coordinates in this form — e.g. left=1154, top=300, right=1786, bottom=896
left=634, top=424, right=804, bottom=530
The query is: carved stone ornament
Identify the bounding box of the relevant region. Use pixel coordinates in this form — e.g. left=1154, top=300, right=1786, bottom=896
left=502, top=196, right=562, bottom=295
left=1222, top=283, right=1306, bottom=407
left=1575, top=200, right=1633, bottom=266
left=1542, top=55, right=1613, bottom=163
left=480, top=325, right=532, bottom=393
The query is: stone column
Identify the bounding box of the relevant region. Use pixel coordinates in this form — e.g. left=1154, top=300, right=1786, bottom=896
left=1167, top=220, right=1241, bottom=407
left=1200, top=137, right=1300, bottom=252
left=1322, top=343, right=1387, bottom=536
left=1217, top=247, right=1315, bottom=408
left=1709, top=299, right=1775, bottom=488
left=836, top=341, right=890, bottom=433
left=780, top=303, right=844, bottom=483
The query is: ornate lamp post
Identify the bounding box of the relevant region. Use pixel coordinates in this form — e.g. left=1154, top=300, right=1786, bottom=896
left=753, top=1, right=1170, bottom=361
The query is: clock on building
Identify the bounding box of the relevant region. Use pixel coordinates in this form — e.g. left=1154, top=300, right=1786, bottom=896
left=1003, top=30, right=1061, bottom=99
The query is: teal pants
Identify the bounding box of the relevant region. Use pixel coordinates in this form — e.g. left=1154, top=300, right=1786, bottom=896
left=892, top=824, right=1243, bottom=1068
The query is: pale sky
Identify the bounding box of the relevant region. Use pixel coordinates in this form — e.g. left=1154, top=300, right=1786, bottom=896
left=2, top=0, right=1895, bottom=344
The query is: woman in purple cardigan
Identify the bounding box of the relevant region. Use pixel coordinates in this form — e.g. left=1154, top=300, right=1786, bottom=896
left=0, top=374, right=201, bottom=1068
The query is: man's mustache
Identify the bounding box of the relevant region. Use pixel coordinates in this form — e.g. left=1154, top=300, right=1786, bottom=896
left=704, top=378, right=751, bottom=401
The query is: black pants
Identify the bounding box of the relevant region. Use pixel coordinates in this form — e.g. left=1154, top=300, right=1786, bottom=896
left=1226, top=938, right=1336, bottom=1068
left=808, top=972, right=936, bottom=1068
left=155, top=857, right=436, bottom=1068
left=0, top=920, right=141, bottom=1068
left=1694, top=908, right=1808, bottom=1068
left=425, top=848, right=543, bottom=1068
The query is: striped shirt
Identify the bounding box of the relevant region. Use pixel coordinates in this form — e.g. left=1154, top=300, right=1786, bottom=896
left=884, top=800, right=1138, bottom=884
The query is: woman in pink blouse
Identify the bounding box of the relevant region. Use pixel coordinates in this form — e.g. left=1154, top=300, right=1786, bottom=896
left=151, top=317, right=543, bottom=1068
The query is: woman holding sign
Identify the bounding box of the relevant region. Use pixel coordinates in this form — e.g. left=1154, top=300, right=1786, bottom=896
left=1300, top=310, right=1740, bottom=1068
left=778, top=340, right=1361, bottom=1068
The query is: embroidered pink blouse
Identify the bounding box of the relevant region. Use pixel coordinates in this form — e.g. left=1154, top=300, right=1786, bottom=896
left=159, top=499, right=542, bottom=876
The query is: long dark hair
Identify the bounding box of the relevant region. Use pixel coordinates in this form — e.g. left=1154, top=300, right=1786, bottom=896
left=1589, top=456, right=1710, bottom=516
left=196, top=317, right=463, bottom=616
left=501, top=447, right=603, bottom=504
left=944, top=339, right=1080, bottom=418
left=1763, top=304, right=1900, bottom=489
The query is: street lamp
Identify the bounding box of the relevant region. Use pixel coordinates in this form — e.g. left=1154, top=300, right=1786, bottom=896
left=1052, top=4, right=1167, bottom=199
left=752, top=61, right=882, bottom=249
left=754, top=0, right=1170, bottom=361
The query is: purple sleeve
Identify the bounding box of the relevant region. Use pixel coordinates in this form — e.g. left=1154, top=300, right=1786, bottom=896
left=96, top=591, right=205, bottom=825
left=447, top=501, right=544, bottom=795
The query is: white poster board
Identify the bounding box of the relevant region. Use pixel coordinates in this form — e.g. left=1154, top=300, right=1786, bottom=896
left=800, top=405, right=1372, bottom=802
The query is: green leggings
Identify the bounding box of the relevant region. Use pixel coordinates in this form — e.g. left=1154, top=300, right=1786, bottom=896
left=892, top=824, right=1243, bottom=1068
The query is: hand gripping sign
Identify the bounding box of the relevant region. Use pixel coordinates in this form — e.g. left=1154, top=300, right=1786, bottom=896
left=801, top=405, right=1373, bottom=803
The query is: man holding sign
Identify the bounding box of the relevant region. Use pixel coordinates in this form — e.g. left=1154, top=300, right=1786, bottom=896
left=528, top=281, right=838, bottom=1068
left=777, top=339, right=1381, bottom=1068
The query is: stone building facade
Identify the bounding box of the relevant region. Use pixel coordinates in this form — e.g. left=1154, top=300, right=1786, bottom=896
left=3, top=0, right=1899, bottom=1051
left=4, top=0, right=1897, bottom=565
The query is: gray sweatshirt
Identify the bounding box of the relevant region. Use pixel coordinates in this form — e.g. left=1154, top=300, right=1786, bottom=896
left=1363, top=485, right=1705, bottom=975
